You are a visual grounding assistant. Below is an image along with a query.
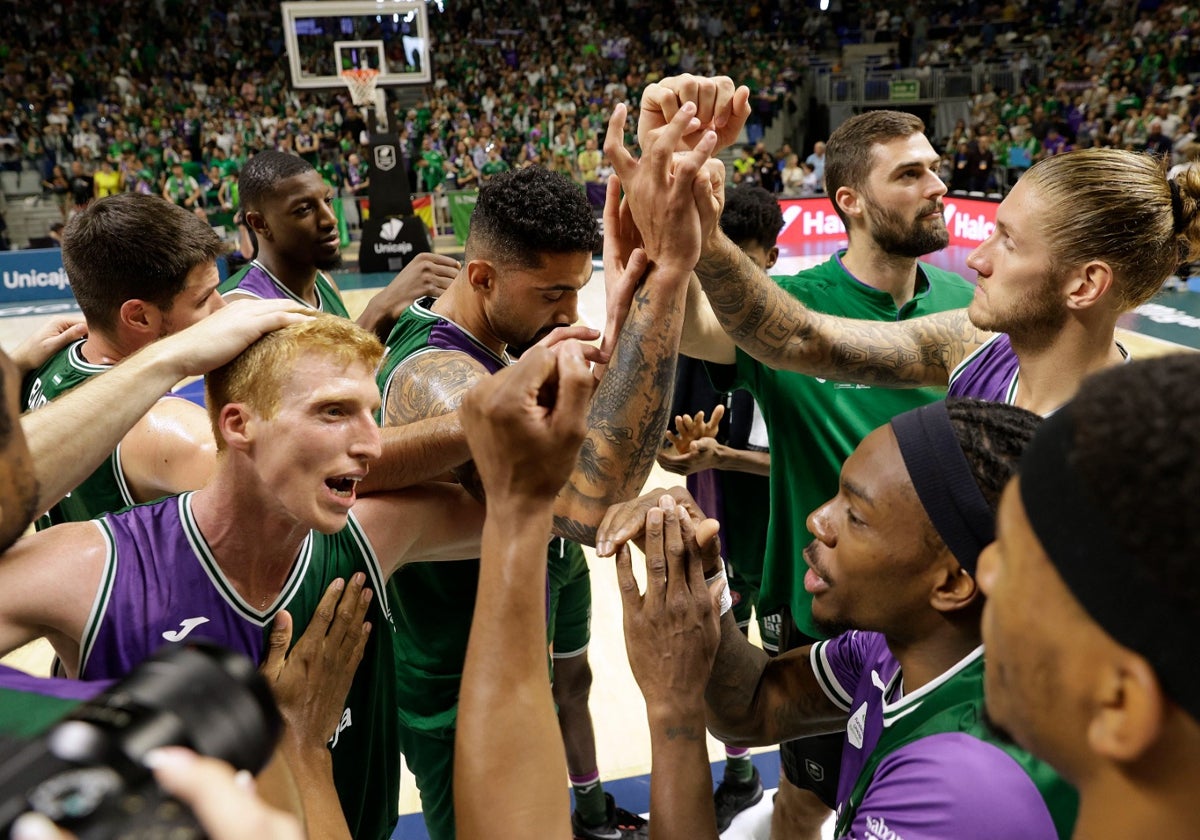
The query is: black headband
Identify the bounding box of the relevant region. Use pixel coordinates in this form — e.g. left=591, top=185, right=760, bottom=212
left=1169, top=178, right=1187, bottom=236
left=1020, top=404, right=1200, bottom=723
left=890, top=401, right=993, bottom=575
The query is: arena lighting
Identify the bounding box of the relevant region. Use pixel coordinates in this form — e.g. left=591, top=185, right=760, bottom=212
left=820, top=0, right=829, bottom=8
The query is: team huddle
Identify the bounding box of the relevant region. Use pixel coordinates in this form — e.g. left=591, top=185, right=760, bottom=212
left=1, top=75, right=1197, bottom=840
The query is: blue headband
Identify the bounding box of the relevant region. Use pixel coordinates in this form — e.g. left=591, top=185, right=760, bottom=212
left=890, top=401, right=993, bottom=575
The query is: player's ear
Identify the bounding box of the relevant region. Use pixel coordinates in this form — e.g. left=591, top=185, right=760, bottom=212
left=119, top=299, right=161, bottom=338
left=218, top=403, right=254, bottom=452
left=465, top=259, right=495, bottom=293
left=765, top=246, right=779, bottom=269
left=244, top=209, right=269, bottom=240
left=834, top=185, right=862, bottom=222
left=1088, top=650, right=1166, bottom=764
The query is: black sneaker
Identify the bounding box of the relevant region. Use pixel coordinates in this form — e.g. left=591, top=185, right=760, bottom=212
left=572, top=793, right=649, bottom=840
left=714, top=766, right=764, bottom=833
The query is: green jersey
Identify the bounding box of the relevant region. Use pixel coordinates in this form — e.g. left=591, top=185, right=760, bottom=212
left=20, top=340, right=137, bottom=529
left=278, top=513, right=402, bottom=840
left=376, top=299, right=509, bottom=734
left=219, top=261, right=350, bottom=318
left=713, top=253, right=974, bottom=637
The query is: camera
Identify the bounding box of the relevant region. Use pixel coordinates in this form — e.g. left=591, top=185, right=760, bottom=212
left=0, top=643, right=282, bottom=839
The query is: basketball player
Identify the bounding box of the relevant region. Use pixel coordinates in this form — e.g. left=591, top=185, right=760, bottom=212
left=20, top=194, right=472, bottom=530
left=223, top=150, right=460, bottom=339
left=604, top=400, right=1078, bottom=839
left=612, top=104, right=978, bottom=835
left=632, top=76, right=1200, bottom=418
left=0, top=315, right=491, bottom=840
left=979, top=353, right=1200, bottom=839
left=378, top=106, right=716, bottom=840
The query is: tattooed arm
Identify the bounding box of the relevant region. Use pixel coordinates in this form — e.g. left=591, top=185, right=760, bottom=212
left=373, top=350, right=487, bottom=499
left=705, top=612, right=847, bottom=745
left=696, top=234, right=992, bottom=386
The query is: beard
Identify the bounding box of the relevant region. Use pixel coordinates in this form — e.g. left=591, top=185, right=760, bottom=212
left=868, top=199, right=951, bottom=258
left=969, top=268, right=1069, bottom=347
left=314, top=250, right=344, bottom=271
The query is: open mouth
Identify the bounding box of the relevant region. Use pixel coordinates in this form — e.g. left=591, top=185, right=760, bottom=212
left=325, top=475, right=360, bottom=499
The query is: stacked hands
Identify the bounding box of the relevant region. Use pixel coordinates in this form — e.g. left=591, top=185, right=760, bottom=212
left=659, top=406, right=728, bottom=475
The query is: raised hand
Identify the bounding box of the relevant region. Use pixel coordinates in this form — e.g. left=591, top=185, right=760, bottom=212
left=665, top=404, right=725, bottom=454
left=459, top=340, right=593, bottom=503
left=637, top=75, right=751, bottom=154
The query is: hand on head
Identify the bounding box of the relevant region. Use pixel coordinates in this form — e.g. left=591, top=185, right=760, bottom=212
left=156, top=298, right=313, bottom=379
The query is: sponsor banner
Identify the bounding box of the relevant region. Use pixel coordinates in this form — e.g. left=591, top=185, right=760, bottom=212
left=776, top=196, right=999, bottom=257
left=0, top=248, right=74, bottom=303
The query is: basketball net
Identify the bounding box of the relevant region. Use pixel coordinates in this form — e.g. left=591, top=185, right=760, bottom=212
left=341, top=68, right=380, bottom=108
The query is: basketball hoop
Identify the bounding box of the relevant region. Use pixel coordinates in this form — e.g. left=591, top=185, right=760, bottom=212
left=341, top=68, right=380, bottom=107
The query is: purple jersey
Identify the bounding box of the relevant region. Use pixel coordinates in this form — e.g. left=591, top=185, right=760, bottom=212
left=949, top=333, right=1129, bottom=408
left=812, top=631, right=1061, bottom=839
left=79, top=494, right=313, bottom=681
left=947, top=333, right=1019, bottom=403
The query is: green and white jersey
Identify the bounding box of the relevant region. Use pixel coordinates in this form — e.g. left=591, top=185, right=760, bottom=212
left=219, top=260, right=350, bottom=318
left=711, top=253, right=975, bottom=638
left=20, top=340, right=137, bottom=529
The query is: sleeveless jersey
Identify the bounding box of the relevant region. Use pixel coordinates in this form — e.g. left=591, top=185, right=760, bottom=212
left=709, top=253, right=975, bottom=637
left=219, top=260, right=350, bottom=318
left=79, top=493, right=401, bottom=840
left=20, top=340, right=136, bottom=529
left=949, top=332, right=1129, bottom=408
left=377, top=298, right=511, bottom=733
left=0, top=665, right=109, bottom=738
left=812, top=632, right=1078, bottom=839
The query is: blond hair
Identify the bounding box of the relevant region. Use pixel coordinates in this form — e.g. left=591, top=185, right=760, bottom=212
left=205, top=313, right=384, bottom=449
left=1022, top=148, right=1200, bottom=310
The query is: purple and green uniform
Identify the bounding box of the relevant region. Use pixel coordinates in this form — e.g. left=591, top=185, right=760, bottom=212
left=811, top=631, right=1078, bottom=839
left=376, top=297, right=587, bottom=840
left=0, top=665, right=109, bottom=738
left=77, top=493, right=402, bottom=840
left=948, top=332, right=1129, bottom=406
left=218, top=260, right=350, bottom=318
left=707, top=252, right=975, bottom=799
left=20, top=341, right=136, bottom=530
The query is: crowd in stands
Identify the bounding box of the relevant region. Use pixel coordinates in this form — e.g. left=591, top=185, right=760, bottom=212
left=4, top=0, right=1200, bottom=223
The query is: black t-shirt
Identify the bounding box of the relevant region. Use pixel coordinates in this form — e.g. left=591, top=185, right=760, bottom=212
left=69, top=174, right=93, bottom=204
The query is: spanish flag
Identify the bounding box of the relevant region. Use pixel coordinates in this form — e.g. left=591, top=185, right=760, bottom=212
left=412, top=195, right=436, bottom=237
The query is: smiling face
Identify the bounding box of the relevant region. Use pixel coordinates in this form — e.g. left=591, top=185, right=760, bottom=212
left=803, top=425, right=946, bottom=638
left=242, top=351, right=382, bottom=535
left=482, top=251, right=593, bottom=348
left=254, top=169, right=342, bottom=271
left=852, top=133, right=950, bottom=257
left=965, top=178, right=1068, bottom=341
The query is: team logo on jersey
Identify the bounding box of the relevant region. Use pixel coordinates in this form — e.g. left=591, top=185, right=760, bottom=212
left=374, top=145, right=397, bottom=172
left=330, top=707, right=353, bottom=748
left=162, top=616, right=210, bottom=642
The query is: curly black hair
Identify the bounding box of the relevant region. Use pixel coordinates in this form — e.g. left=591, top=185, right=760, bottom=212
left=719, top=185, right=785, bottom=251
left=466, top=166, right=600, bottom=268
left=239, top=150, right=317, bottom=213
left=1069, top=353, right=1200, bottom=609
left=946, top=398, right=1043, bottom=512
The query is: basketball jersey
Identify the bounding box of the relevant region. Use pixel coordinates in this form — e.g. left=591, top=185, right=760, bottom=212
left=20, top=340, right=137, bottom=529
left=376, top=298, right=510, bottom=734
left=948, top=332, right=1130, bottom=409
left=812, top=632, right=1078, bottom=839
left=710, top=253, right=975, bottom=636
left=219, top=260, right=350, bottom=318
left=80, top=493, right=402, bottom=840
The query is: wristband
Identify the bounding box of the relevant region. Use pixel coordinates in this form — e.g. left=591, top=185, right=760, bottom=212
left=705, top=566, right=733, bottom=616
